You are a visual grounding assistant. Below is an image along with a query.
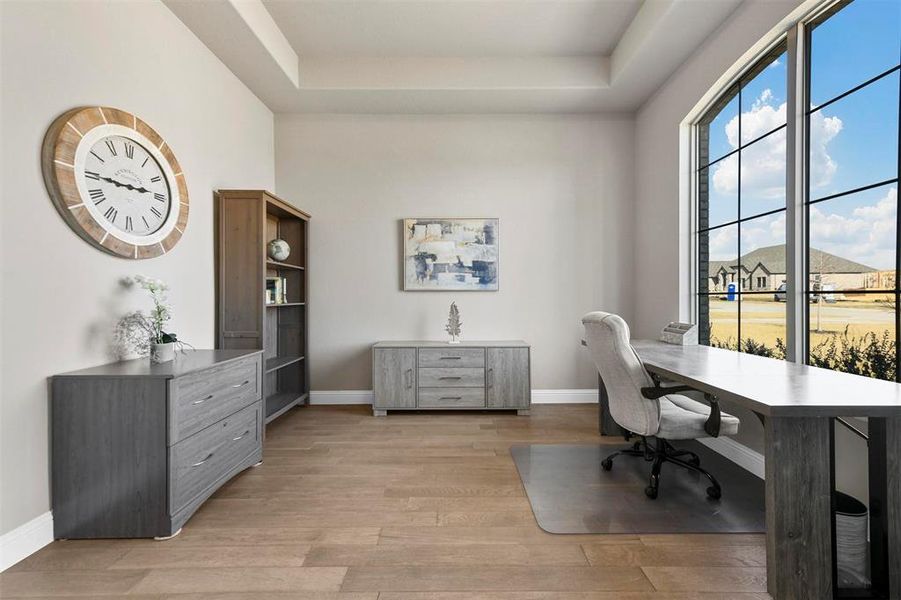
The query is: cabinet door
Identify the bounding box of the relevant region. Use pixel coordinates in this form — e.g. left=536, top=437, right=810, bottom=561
left=373, top=348, right=417, bottom=408
left=487, top=347, right=530, bottom=408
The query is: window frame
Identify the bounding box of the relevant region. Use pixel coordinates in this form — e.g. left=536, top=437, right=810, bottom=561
left=691, top=0, right=901, bottom=378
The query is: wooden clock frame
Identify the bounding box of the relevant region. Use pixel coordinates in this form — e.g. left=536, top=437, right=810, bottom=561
left=41, top=106, right=189, bottom=259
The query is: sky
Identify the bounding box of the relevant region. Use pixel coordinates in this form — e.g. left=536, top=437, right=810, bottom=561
left=704, top=0, right=900, bottom=271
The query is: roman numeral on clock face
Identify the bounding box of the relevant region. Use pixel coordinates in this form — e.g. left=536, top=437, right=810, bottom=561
left=154, top=193, right=166, bottom=202
left=124, top=142, right=134, bottom=159
left=125, top=216, right=133, bottom=231
left=150, top=207, right=163, bottom=219
left=89, top=150, right=105, bottom=163
left=85, top=170, right=100, bottom=180
left=150, top=176, right=161, bottom=183
left=88, top=189, right=105, bottom=204
left=142, top=216, right=150, bottom=229
left=105, top=140, right=117, bottom=156
left=104, top=206, right=118, bottom=222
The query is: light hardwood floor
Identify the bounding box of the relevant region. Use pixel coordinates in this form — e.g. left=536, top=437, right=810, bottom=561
left=0, top=404, right=769, bottom=599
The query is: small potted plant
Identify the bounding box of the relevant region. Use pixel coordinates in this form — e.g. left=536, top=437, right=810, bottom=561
left=129, top=276, right=179, bottom=363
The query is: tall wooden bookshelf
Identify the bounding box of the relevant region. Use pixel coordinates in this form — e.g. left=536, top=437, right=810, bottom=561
left=215, top=190, right=310, bottom=426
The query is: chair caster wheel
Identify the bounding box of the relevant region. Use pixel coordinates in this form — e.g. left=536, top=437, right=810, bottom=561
left=601, top=458, right=613, bottom=471
left=645, top=485, right=659, bottom=499
left=707, top=486, right=722, bottom=500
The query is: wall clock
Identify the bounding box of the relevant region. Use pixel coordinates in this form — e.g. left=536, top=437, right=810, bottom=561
left=42, top=106, right=189, bottom=259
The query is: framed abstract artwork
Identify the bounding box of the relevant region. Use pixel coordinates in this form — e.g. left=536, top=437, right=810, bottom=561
left=403, top=218, right=499, bottom=291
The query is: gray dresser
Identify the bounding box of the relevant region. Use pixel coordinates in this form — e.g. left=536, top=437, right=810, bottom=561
left=372, top=341, right=530, bottom=416
left=51, top=349, right=263, bottom=539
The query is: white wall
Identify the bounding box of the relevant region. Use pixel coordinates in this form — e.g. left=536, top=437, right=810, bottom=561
left=0, top=0, right=274, bottom=537
left=275, top=114, right=635, bottom=391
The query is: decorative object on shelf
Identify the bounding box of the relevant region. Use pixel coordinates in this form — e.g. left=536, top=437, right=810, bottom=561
left=267, top=238, right=291, bottom=261
left=41, top=106, right=189, bottom=259
left=265, top=276, right=288, bottom=304
left=403, top=218, right=499, bottom=291
left=445, top=302, right=463, bottom=344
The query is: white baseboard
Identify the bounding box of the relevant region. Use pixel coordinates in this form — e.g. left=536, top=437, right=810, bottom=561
left=309, top=390, right=374, bottom=405
left=698, top=436, right=765, bottom=479
left=309, top=389, right=599, bottom=406
left=0, top=511, right=53, bottom=572
left=530, top=389, right=598, bottom=404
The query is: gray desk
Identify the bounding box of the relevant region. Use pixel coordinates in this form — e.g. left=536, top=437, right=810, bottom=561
left=602, top=341, right=901, bottom=599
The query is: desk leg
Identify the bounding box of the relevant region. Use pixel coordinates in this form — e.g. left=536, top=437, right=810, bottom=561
left=887, top=416, right=901, bottom=595
left=765, top=416, right=833, bottom=599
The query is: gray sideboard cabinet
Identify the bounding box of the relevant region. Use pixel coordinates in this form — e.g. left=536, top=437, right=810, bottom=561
left=372, top=341, right=530, bottom=416
left=51, top=349, right=263, bottom=539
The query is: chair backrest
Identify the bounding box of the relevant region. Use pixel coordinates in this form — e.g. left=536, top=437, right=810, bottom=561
left=582, top=311, right=660, bottom=436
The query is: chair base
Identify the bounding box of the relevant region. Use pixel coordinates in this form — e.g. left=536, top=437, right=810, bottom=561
left=601, top=437, right=723, bottom=500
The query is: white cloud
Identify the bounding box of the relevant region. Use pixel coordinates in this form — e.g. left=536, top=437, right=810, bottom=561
left=709, top=226, right=736, bottom=261
left=810, top=187, right=897, bottom=270
left=712, top=90, right=842, bottom=199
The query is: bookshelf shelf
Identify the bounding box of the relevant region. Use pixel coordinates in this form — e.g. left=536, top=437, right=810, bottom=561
left=267, top=259, right=305, bottom=271
left=216, top=190, right=311, bottom=429
left=265, top=355, right=305, bottom=373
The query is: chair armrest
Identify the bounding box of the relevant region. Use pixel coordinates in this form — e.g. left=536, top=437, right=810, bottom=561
left=640, top=385, right=696, bottom=399
left=640, top=383, right=723, bottom=437
left=704, top=395, right=722, bottom=438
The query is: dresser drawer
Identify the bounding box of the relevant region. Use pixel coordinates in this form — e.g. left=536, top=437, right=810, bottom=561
left=418, top=347, right=485, bottom=368
left=418, top=388, right=486, bottom=408
left=170, top=402, right=260, bottom=515
left=418, top=367, right=484, bottom=387
left=169, top=355, right=261, bottom=443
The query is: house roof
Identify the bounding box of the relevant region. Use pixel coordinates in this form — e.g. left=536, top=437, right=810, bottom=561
left=709, top=244, right=875, bottom=276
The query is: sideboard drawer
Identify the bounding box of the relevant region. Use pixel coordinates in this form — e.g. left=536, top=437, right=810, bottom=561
left=169, top=356, right=261, bottom=443
left=419, top=388, right=486, bottom=408
left=418, top=347, right=485, bottom=368
left=419, top=367, right=484, bottom=387
left=169, top=402, right=261, bottom=515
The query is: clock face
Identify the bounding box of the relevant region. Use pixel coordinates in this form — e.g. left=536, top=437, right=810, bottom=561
left=81, top=135, right=172, bottom=236
left=42, top=106, right=189, bottom=260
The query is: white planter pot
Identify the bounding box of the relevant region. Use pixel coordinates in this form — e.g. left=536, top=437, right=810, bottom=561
left=150, top=342, right=176, bottom=363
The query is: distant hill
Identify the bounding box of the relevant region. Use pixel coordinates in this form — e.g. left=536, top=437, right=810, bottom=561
left=709, top=244, right=876, bottom=275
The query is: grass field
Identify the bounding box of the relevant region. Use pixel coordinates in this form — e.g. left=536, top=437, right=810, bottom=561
left=709, top=294, right=895, bottom=350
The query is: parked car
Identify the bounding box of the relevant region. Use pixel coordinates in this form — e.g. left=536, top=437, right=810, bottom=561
left=774, top=283, right=786, bottom=302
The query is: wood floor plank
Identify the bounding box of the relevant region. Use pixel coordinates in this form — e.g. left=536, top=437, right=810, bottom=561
left=0, top=569, right=148, bottom=597
left=303, top=544, right=589, bottom=566
left=340, top=566, right=654, bottom=592
left=582, top=543, right=766, bottom=567
left=163, top=526, right=381, bottom=546
left=378, top=526, right=641, bottom=546
left=109, top=544, right=311, bottom=569
left=641, top=567, right=768, bottom=593
left=375, top=593, right=772, bottom=600
left=129, top=567, right=347, bottom=594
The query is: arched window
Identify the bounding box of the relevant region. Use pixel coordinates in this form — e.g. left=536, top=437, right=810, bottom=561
left=695, top=0, right=900, bottom=380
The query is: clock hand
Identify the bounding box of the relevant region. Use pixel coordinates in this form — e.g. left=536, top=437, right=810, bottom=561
left=99, top=176, right=152, bottom=194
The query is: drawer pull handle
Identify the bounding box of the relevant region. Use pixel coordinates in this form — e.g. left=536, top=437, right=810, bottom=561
left=405, top=369, right=413, bottom=389
left=232, top=380, right=250, bottom=389
left=439, top=376, right=462, bottom=380
left=191, top=453, right=214, bottom=467
left=441, top=396, right=462, bottom=400
left=440, top=356, right=462, bottom=360
left=193, top=394, right=213, bottom=405
left=232, top=430, right=250, bottom=441
left=488, top=368, right=494, bottom=388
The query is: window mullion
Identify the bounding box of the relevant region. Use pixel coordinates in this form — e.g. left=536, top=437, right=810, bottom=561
left=786, top=23, right=807, bottom=364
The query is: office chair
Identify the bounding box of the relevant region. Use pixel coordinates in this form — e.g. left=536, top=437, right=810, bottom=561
left=582, top=311, right=740, bottom=500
